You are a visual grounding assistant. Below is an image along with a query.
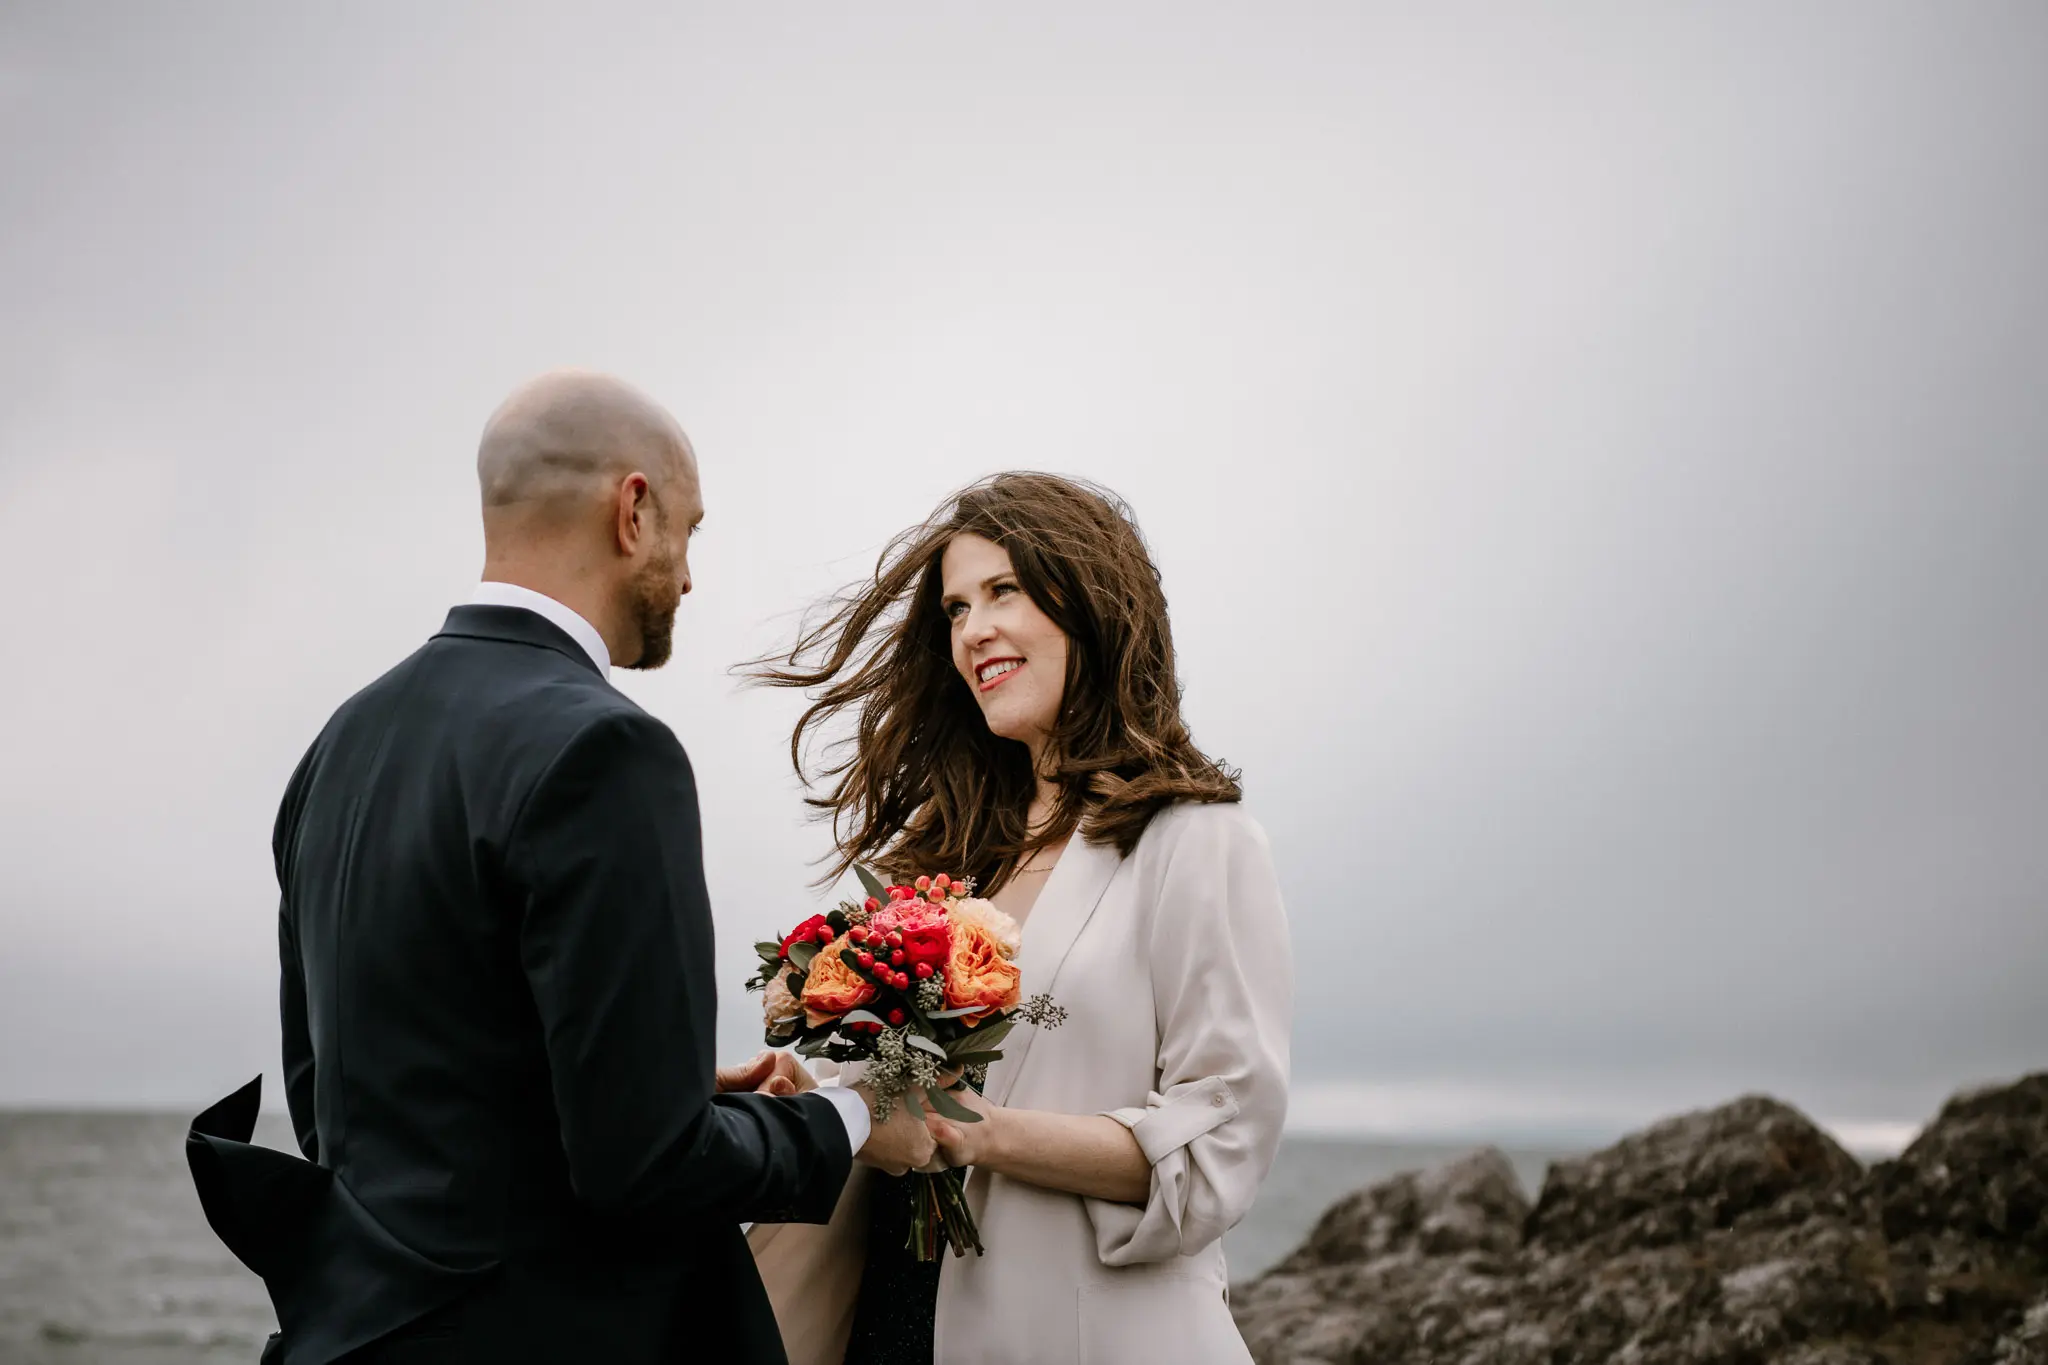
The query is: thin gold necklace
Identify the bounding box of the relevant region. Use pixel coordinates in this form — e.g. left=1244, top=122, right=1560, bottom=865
left=1015, top=840, right=1066, bottom=876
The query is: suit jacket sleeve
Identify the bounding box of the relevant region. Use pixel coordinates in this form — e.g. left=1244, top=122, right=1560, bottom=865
left=278, top=903, right=319, bottom=1163
left=509, top=707, right=852, bottom=1227
left=1086, top=805, right=1294, bottom=1264
left=274, top=755, right=319, bottom=1164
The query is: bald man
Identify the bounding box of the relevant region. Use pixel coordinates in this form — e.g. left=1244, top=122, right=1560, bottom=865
left=188, top=373, right=934, bottom=1365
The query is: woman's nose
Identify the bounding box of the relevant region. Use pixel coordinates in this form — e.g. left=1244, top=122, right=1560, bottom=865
left=960, top=607, right=997, bottom=646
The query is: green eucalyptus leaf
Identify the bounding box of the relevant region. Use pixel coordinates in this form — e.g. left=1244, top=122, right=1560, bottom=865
left=905, top=1034, right=948, bottom=1059
left=956, top=1019, right=1015, bottom=1052
left=926, top=1084, right=982, bottom=1124
left=925, top=1005, right=981, bottom=1020
left=855, top=865, right=887, bottom=901
left=943, top=1049, right=1004, bottom=1068
left=788, top=941, right=820, bottom=971
left=842, top=1009, right=886, bottom=1028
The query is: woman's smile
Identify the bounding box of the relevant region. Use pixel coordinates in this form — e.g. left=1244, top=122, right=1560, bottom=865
left=975, top=657, right=1025, bottom=691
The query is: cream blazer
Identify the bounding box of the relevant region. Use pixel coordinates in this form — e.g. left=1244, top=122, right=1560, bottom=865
left=932, top=801, right=1292, bottom=1364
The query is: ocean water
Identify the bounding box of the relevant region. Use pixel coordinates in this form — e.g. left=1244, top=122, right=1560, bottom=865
left=0, top=1113, right=1574, bottom=1364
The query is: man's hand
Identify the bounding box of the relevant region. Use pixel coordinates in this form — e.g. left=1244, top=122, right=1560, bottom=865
left=715, top=1050, right=816, bottom=1097
left=853, top=1084, right=939, bottom=1176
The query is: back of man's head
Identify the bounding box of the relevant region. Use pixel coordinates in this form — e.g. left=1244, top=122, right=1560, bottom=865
left=478, top=370, right=690, bottom=521
left=475, top=370, right=700, bottom=669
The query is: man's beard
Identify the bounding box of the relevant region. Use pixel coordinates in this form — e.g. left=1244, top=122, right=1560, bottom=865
left=625, top=544, right=681, bottom=670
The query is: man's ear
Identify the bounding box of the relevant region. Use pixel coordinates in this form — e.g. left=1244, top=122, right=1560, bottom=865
left=614, top=472, right=651, bottom=554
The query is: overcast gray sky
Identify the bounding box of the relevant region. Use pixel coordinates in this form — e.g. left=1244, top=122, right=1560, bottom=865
left=2, top=2, right=2043, bottom=1148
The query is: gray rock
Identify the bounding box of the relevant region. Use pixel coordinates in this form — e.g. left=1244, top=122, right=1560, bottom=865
left=1986, top=1293, right=2048, bottom=1365
left=1875, top=1075, right=2048, bottom=1251
left=1772, top=1346, right=1892, bottom=1365
left=1276, top=1146, right=1530, bottom=1271
left=1235, top=1073, right=2048, bottom=1365
left=1527, top=1095, right=1868, bottom=1254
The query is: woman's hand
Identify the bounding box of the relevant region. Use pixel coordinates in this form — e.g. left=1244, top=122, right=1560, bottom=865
left=926, top=1083, right=1002, bottom=1168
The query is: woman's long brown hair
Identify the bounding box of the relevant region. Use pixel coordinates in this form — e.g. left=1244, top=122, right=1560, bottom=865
left=749, top=472, right=1240, bottom=892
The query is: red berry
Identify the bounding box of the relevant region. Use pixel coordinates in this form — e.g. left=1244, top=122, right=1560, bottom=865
left=849, top=926, right=867, bottom=943
left=817, top=926, right=834, bottom=942
left=890, top=886, right=913, bottom=901
left=915, top=876, right=931, bottom=892
left=915, top=962, right=934, bottom=979
left=897, top=972, right=912, bottom=989
left=927, top=887, right=944, bottom=903
left=890, top=949, right=906, bottom=966
left=933, top=874, right=951, bottom=891
left=864, top=897, right=881, bottom=913
left=888, top=1009, right=906, bottom=1026
left=887, top=932, right=903, bottom=948
left=856, top=951, right=874, bottom=968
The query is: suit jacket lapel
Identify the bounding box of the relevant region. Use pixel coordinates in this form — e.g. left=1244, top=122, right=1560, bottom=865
left=985, top=831, right=1126, bottom=1108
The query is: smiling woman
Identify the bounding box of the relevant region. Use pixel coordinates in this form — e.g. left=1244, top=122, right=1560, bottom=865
left=754, top=472, right=1243, bottom=892
left=748, top=472, right=1290, bottom=1365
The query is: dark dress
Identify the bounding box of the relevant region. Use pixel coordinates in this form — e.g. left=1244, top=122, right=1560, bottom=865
left=844, top=1070, right=987, bottom=1365
left=842, top=1173, right=942, bottom=1364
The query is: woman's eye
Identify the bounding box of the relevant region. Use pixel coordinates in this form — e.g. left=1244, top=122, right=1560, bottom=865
left=945, top=601, right=967, bottom=620
left=993, top=582, right=1019, bottom=598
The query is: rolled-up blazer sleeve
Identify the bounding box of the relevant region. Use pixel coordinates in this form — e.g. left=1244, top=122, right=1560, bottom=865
left=1085, top=804, right=1293, bottom=1265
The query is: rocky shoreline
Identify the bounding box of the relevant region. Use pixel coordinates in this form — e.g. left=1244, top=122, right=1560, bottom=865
left=1233, top=1074, right=2047, bottom=1365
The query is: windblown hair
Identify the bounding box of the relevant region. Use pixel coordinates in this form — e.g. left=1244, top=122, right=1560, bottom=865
left=750, top=472, right=1240, bottom=892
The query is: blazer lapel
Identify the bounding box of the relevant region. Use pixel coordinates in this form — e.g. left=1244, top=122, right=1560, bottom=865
left=985, top=831, right=1126, bottom=1108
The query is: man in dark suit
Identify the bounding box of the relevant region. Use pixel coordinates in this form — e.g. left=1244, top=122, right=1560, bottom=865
left=188, top=371, right=934, bottom=1364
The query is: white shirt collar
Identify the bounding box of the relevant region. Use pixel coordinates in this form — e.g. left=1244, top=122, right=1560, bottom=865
left=468, top=582, right=612, bottom=678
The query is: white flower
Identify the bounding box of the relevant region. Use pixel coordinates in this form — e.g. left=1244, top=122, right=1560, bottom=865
left=762, top=965, right=802, bottom=1035
left=949, top=896, right=1022, bottom=958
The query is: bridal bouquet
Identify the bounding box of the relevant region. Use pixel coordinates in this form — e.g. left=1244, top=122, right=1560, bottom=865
left=746, top=868, right=1064, bottom=1259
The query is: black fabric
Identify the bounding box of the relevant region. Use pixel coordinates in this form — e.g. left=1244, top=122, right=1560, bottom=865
left=843, top=1173, right=939, bottom=1365
left=846, top=1076, right=988, bottom=1365
left=186, top=605, right=853, bottom=1365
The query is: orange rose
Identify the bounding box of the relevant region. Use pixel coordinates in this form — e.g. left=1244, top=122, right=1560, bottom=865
left=944, top=915, right=1023, bottom=1026
left=800, top=937, right=877, bottom=1027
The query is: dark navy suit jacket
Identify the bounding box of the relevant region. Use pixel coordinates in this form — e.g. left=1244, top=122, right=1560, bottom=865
left=188, top=605, right=850, bottom=1364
